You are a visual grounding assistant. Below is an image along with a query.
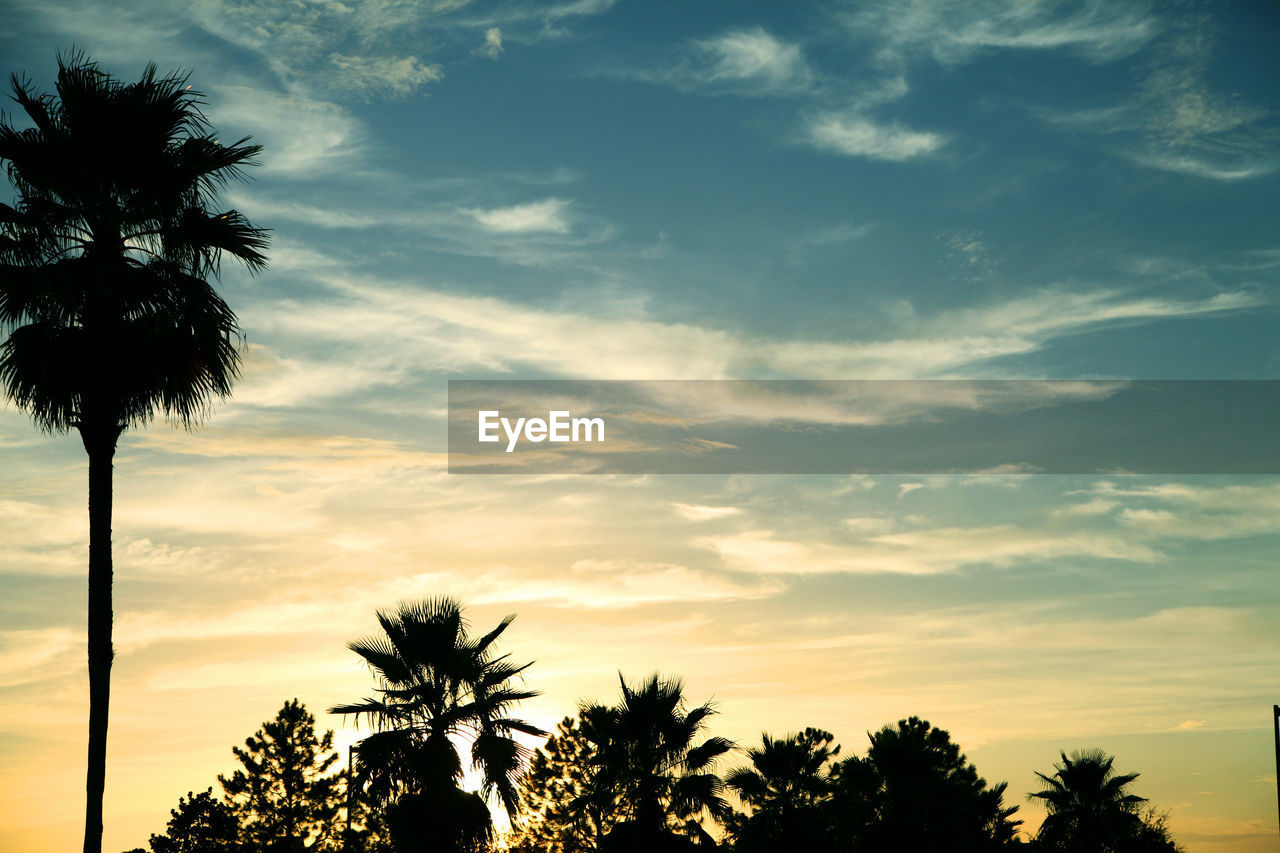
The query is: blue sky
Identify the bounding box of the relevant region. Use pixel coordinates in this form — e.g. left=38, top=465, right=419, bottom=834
left=1, top=1, right=1279, bottom=851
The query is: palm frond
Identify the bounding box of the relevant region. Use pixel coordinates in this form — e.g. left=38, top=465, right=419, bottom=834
left=347, top=635, right=412, bottom=685
left=684, top=736, right=735, bottom=773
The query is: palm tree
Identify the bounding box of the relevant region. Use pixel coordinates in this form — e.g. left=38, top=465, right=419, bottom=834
left=0, top=54, right=267, bottom=853
left=330, top=598, right=546, bottom=852
left=724, top=728, right=839, bottom=851
left=577, top=673, right=734, bottom=851
left=1030, top=749, right=1148, bottom=852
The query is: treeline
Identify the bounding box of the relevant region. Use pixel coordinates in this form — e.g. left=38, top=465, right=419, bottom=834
left=125, top=599, right=1182, bottom=853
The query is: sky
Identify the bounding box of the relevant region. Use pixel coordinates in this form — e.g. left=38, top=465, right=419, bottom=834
left=0, top=0, right=1278, bottom=851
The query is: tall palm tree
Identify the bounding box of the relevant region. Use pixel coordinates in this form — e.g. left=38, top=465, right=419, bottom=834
left=725, top=728, right=839, bottom=851
left=330, top=598, right=546, bottom=851
left=1030, top=749, right=1148, bottom=852
left=577, top=673, right=734, bottom=851
left=0, top=54, right=267, bottom=853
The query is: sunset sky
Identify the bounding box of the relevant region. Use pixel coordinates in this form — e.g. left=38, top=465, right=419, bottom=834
left=1, top=1, right=1279, bottom=851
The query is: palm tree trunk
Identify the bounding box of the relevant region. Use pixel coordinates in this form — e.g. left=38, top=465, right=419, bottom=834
left=82, top=430, right=117, bottom=853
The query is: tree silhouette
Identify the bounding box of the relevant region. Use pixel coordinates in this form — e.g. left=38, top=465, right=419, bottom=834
left=0, top=53, right=267, bottom=853
left=577, top=673, right=734, bottom=852
left=724, top=728, right=840, bottom=851
left=218, top=699, right=345, bottom=852
left=509, top=711, right=622, bottom=853
left=1030, top=749, right=1179, bottom=852
left=829, top=716, right=1020, bottom=852
left=330, top=597, right=545, bottom=853
left=146, top=789, right=241, bottom=853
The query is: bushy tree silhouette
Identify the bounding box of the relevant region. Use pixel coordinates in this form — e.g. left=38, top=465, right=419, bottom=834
left=0, top=53, right=267, bottom=853
left=829, top=716, right=1020, bottom=852
left=218, top=700, right=344, bottom=852
left=508, top=711, right=622, bottom=853
left=145, top=789, right=241, bottom=853
left=330, top=598, right=544, bottom=853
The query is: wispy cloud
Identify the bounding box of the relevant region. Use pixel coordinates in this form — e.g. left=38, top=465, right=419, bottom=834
left=697, top=523, right=1157, bottom=576
left=803, top=111, right=945, bottom=161
left=672, top=503, right=743, bottom=522
left=842, top=0, right=1158, bottom=68
left=941, top=229, right=997, bottom=281
left=473, top=27, right=504, bottom=59
left=1123, top=151, right=1275, bottom=181
left=464, top=198, right=574, bottom=234
left=327, top=54, right=443, bottom=100
left=473, top=559, right=785, bottom=608
left=688, top=28, right=813, bottom=95
left=452, top=0, right=618, bottom=42
left=187, top=0, right=452, bottom=101
left=210, top=87, right=368, bottom=177
left=797, top=221, right=874, bottom=248
left=11, top=0, right=611, bottom=107
left=225, top=249, right=1266, bottom=415
left=614, top=26, right=813, bottom=97
left=1031, top=19, right=1276, bottom=181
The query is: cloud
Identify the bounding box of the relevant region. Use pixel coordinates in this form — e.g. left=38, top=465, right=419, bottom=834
left=941, top=229, right=997, bottom=281
left=690, top=28, right=813, bottom=94
left=841, top=516, right=896, bottom=535
left=696, top=522, right=1159, bottom=577
left=228, top=194, right=610, bottom=269
left=1095, top=480, right=1280, bottom=542
left=616, top=27, right=813, bottom=97
left=327, top=54, right=443, bottom=100
left=788, top=221, right=876, bottom=266
left=0, top=628, right=82, bottom=688
left=672, top=503, right=743, bottom=522
left=804, top=111, right=945, bottom=161
left=1123, top=150, right=1276, bottom=181
left=797, top=221, right=874, bottom=247
left=1051, top=498, right=1119, bottom=518
left=473, top=27, right=504, bottom=59
left=209, top=87, right=367, bottom=177
left=186, top=0, right=452, bottom=100
left=225, top=343, right=403, bottom=407
left=1032, top=21, right=1276, bottom=181
left=469, top=560, right=785, bottom=608
left=1138, top=28, right=1266, bottom=140
left=453, top=0, right=618, bottom=41
left=463, top=199, right=574, bottom=233
left=225, top=249, right=1266, bottom=417
left=1033, top=104, right=1143, bottom=134
left=12, top=0, right=611, bottom=106
left=1118, top=42, right=1277, bottom=179
left=843, top=0, right=1158, bottom=68
left=667, top=476, right=1280, bottom=581
left=0, top=499, right=86, bottom=577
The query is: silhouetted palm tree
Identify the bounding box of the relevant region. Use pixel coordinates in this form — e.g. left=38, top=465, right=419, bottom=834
left=330, top=598, right=545, bottom=852
left=1030, top=749, right=1148, bottom=852
left=0, top=53, right=266, bottom=853
left=725, top=728, right=839, bottom=851
left=578, top=673, right=734, bottom=851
